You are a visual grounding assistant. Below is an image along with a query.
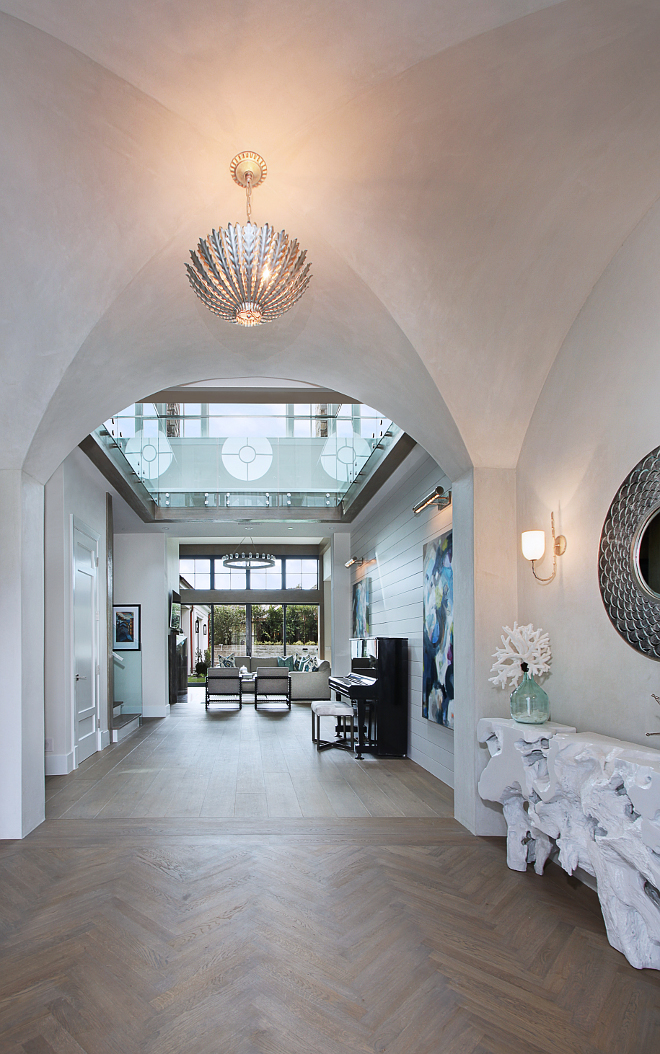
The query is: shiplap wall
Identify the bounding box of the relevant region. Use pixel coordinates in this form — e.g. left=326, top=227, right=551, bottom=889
left=349, top=448, right=454, bottom=788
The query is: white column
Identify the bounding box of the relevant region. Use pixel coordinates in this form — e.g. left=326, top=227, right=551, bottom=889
left=453, top=468, right=517, bottom=835
left=0, top=470, right=45, bottom=838
left=330, top=533, right=352, bottom=676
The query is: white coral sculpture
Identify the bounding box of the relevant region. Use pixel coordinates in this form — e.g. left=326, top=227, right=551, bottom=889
left=489, top=622, right=551, bottom=690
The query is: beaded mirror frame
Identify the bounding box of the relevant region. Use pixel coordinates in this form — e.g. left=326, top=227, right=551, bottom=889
left=599, top=445, right=660, bottom=659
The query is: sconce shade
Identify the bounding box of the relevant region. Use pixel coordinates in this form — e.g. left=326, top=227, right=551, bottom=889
left=522, top=531, right=545, bottom=562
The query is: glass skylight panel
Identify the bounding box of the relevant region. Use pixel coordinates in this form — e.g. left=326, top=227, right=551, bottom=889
left=183, top=417, right=202, bottom=438
left=293, top=418, right=312, bottom=437
left=207, top=404, right=287, bottom=438
left=336, top=418, right=354, bottom=437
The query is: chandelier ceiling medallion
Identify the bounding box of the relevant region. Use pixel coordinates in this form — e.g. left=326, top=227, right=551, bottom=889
left=223, top=536, right=276, bottom=570
left=186, top=152, right=312, bottom=326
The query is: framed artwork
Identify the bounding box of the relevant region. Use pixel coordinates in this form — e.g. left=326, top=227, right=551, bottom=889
left=352, top=576, right=371, bottom=637
left=422, top=531, right=454, bottom=728
left=113, top=605, right=141, bottom=650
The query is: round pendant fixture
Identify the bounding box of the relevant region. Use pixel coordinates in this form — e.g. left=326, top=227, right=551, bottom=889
left=186, top=152, right=311, bottom=326
left=223, top=536, right=275, bottom=570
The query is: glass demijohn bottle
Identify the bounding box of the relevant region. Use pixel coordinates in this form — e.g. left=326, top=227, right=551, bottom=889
left=510, top=661, right=550, bottom=724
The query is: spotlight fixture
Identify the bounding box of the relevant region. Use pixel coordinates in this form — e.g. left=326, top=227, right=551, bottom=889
left=223, top=535, right=275, bottom=570
left=186, top=152, right=312, bottom=326
left=345, top=557, right=364, bottom=568
left=412, top=486, right=452, bottom=515
left=522, top=512, right=566, bottom=584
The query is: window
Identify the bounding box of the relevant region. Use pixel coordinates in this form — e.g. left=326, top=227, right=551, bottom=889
left=180, top=556, right=318, bottom=591
left=249, top=558, right=283, bottom=590
left=179, top=558, right=211, bottom=590
left=212, top=605, right=247, bottom=662
left=213, top=560, right=247, bottom=590
left=285, top=558, right=318, bottom=590
left=285, top=604, right=319, bottom=655
left=252, top=604, right=284, bottom=655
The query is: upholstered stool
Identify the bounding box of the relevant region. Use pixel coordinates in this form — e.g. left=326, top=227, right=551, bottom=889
left=311, top=700, right=355, bottom=753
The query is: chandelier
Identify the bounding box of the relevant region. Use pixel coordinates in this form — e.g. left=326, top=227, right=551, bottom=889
left=223, top=537, right=276, bottom=570
left=186, top=152, right=312, bottom=326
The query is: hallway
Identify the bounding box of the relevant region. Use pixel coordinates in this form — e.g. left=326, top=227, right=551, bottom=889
left=2, top=815, right=659, bottom=1051
left=45, top=692, right=454, bottom=820
left=1, top=698, right=658, bottom=1051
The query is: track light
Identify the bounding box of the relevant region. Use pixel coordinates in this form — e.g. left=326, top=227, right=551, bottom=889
left=345, top=557, right=364, bottom=568
left=412, top=486, right=451, bottom=515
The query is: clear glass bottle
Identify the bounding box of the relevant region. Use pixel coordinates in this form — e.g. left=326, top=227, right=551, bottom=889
left=510, top=661, right=550, bottom=724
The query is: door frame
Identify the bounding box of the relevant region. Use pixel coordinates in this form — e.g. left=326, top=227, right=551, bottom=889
left=70, top=516, right=102, bottom=768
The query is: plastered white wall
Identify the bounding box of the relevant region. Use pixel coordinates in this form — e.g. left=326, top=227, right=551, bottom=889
left=44, top=448, right=109, bottom=774
left=0, top=470, right=45, bottom=837
left=114, top=533, right=170, bottom=718
left=349, top=448, right=455, bottom=787
left=518, top=197, right=660, bottom=746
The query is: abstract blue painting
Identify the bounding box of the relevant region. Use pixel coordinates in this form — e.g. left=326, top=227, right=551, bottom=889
left=422, top=532, right=454, bottom=728
left=352, top=577, right=371, bottom=637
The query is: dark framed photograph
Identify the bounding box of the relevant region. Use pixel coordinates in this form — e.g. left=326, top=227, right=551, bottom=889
left=113, top=605, right=141, bottom=650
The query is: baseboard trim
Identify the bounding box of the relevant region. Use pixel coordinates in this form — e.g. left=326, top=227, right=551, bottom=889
left=142, top=706, right=170, bottom=718
left=45, top=752, right=75, bottom=776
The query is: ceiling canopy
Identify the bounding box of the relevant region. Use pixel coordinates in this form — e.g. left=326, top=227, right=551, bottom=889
left=3, top=1, right=660, bottom=482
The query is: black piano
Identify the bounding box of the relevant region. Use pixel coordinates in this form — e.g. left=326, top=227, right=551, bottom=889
left=329, top=637, right=408, bottom=759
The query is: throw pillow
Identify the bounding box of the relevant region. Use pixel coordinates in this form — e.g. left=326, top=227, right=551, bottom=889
left=278, top=655, right=294, bottom=671
left=218, top=655, right=235, bottom=668
left=294, top=655, right=314, bottom=673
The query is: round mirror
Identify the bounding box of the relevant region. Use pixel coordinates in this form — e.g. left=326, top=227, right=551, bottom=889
left=638, top=508, right=660, bottom=597
left=599, top=445, right=660, bottom=659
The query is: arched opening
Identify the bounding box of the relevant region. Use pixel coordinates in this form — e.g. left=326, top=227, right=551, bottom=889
left=42, top=371, right=460, bottom=827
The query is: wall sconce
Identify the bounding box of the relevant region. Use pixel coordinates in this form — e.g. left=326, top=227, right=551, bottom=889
left=412, top=486, right=451, bottom=515
left=345, top=557, right=364, bottom=568
left=522, top=512, right=566, bottom=583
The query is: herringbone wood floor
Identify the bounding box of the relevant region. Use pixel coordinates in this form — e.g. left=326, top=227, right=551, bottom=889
left=2, top=701, right=659, bottom=1052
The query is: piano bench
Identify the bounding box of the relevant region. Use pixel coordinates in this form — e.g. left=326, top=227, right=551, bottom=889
left=311, top=701, right=355, bottom=753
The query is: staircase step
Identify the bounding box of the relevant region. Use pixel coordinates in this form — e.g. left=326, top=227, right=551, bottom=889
left=111, top=714, right=140, bottom=743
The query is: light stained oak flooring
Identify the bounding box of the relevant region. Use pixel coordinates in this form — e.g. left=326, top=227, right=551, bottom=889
left=45, top=690, right=455, bottom=821
left=2, top=819, right=659, bottom=1053
left=3, top=693, right=655, bottom=1053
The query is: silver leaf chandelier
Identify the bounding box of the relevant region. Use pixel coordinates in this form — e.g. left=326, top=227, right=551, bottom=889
left=186, top=152, right=312, bottom=326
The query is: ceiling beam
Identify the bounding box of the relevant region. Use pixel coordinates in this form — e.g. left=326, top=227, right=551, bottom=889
left=143, top=387, right=356, bottom=405
left=155, top=505, right=343, bottom=523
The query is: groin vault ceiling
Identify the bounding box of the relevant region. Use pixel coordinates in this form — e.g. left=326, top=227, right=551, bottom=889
left=3, top=0, right=660, bottom=483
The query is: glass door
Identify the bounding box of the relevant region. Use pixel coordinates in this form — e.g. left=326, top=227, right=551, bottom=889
left=211, top=605, right=247, bottom=664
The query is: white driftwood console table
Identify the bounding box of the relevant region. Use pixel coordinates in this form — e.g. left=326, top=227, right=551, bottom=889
left=478, top=717, right=660, bottom=970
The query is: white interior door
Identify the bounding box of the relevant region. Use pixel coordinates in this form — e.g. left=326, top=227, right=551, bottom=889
left=74, top=530, right=98, bottom=764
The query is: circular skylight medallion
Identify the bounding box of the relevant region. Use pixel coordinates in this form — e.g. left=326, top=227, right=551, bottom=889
left=222, top=436, right=273, bottom=481
left=320, top=435, right=371, bottom=483
left=124, top=430, right=174, bottom=480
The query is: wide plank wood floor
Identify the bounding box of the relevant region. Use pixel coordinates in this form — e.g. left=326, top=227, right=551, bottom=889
left=44, top=691, right=455, bottom=821
left=1, top=694, right=657, bottom=1053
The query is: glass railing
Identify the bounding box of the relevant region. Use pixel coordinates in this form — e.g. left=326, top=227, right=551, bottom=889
left=94, top=403, right=400, bottom=508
